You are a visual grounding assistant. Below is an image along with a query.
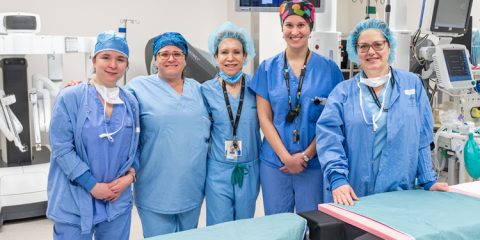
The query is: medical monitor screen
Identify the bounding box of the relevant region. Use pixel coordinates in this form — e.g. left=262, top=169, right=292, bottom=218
left=236, top=0, right=322, bottom=12
left=430, top=0, right=472, bottom=35
left=443, top=49, right=472, bottom=82
left=5, top=15, right=37, bottom=30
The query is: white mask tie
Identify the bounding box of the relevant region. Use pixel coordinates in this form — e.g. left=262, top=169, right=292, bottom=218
left=357, top=78, right=390, bottom=132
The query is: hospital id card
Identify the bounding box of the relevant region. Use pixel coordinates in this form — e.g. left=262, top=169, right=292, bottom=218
left=225, top=140, right=242, bottom=160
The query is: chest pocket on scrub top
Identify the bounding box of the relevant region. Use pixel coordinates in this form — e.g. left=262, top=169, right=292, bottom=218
left=407, top=94, right=416, bottom=107
left=123, top=115, right=133, bottom=128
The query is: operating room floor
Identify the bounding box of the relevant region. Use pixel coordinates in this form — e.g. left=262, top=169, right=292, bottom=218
left=0, top=192, right=266, bottom=239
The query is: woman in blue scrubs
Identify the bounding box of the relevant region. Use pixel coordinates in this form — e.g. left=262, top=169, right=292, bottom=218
left=48, top=31, right=139, bottom=240
left=249, top=0, right=344, bottom=215
left=316, top=19, right=449, bottom=206
left=125, top=32, right=210, bottom=237
left=202, top=22, right=260, bottom=226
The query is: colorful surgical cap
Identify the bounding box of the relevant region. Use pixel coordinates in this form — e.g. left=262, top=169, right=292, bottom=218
left=279, top=0, right=315, bottom=30
left=152, top=32, right=189, bottom=58
left=208, top=21, right=256, bottom=66
left=346, top=18, right=397, bottom=65
left=94, top=30, right=129, bottom=57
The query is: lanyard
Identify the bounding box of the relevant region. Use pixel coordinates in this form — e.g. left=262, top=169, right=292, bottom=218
left=222, top=75, right=245, bottom=146
left=364, top=69, right=395, bottom=112
left=283, top=49, right=310, bottom=115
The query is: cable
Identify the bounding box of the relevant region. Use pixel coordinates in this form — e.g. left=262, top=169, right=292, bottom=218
left=410, top=28, right=429, bottom=69
left=418, top=0, right=427, bottom=29
left=429, top=80, right=438, bottom=105
left=410, top=0, right=429, bottom=70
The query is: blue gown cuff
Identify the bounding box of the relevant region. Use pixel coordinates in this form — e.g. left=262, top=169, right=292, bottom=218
left=423, top=181, right=436, bottom=190
left=75, top=171, right=97, bottom=192
left=330, top=172, right=348, bottom=190
left=132, top=161, right=139, bottom=172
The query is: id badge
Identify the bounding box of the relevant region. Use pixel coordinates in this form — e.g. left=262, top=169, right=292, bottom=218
left=225, top=140, right=242, bottom=160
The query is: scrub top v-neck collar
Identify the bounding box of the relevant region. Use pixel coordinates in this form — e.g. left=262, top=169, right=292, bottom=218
left=156, top=75, right=184, bottom=98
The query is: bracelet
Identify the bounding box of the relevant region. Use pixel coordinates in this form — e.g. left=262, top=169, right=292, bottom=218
left=302, top=152, right=310, bottom=162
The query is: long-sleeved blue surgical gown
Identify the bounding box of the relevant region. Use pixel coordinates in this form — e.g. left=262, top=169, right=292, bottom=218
left=316, top=68, right=437, bottom=202
left=125, top=75, right=210, bottom=214
left=47, top=83, right=139, bottom=236
left=201, top=76, right=261, bottom=225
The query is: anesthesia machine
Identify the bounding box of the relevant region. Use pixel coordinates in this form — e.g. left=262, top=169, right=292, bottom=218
left=416, top=0, right=479, bottom=185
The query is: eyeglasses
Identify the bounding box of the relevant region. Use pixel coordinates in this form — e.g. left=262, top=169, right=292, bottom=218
left=157, top=51, right=184, bottom=60
left=356, top=40, right=388, bottom=53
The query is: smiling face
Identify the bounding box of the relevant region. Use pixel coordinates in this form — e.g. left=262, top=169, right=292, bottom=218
left=215, top=38, right=246, bottom=77
left=92, top=50, right=128, bottom=87
left=155, top=45, right=186, bottom=81
left=282, top=14, right=311, bottom=50
left=357, top=29, right=390, bottom=75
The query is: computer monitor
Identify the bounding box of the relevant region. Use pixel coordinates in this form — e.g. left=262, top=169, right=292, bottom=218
left=425, top=0, right=472, bottom=37
left=451, top=16, right=472, bottom=55
left=235, top=0, right=324, bottom=13
left=0, top=12, right=41, bottom=34
left=433, top=44, right=475, bottom=89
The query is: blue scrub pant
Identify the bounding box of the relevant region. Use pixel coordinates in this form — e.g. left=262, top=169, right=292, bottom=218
left=205, top=159, right=260, bottom=226
left=137, top=206, right=201, bottom=238
left=260, top=161, right=323, bottom=215
left=53, top=210, right=131, bottom=240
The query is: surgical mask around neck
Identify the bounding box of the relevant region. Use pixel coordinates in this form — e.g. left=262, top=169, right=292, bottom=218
left=91, top=81, right=124, bottom=104
left=359, top=72, right=391, bottom=88
left=218, top=70, right=243, bottom=84
left=357, top=79, right=390, bottom=132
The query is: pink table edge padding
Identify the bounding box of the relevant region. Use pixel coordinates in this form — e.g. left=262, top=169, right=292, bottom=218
left=318, top=204, right=414, bottom=240
left=318, top=184, right=480, bottom=240
left=449, top=185, right=480, bottom=198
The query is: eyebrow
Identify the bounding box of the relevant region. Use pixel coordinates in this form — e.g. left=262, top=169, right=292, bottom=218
left=358, top=40, right=385, bottom=44
left=283, top=19, right=307, bottom=24
left=158, top=51, right=183, bottom=53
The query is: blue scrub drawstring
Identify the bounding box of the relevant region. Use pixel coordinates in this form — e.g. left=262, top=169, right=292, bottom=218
left=231, top=164, right=247, bottom=188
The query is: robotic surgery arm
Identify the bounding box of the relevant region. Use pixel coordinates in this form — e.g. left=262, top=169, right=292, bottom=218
left=30, top=74, right=60, bottom=150
left=0, top=90, right=27, bottom=152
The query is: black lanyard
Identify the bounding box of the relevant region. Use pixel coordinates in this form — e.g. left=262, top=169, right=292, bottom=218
left=364, top=69, right=395, bottom=112
left=283, top=49, right=310, bottom=115
left=222, top=75, right=245, bottom=148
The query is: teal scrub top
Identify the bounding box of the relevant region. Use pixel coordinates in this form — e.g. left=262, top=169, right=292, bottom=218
left=249, top=52, right=344, bottom=168
left=201, top=75, right=261, bottom=164
left=126, top=75, right=210, bottom=214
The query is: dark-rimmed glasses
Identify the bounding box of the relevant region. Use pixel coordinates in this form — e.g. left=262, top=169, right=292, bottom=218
left=356, top=40, right=387, bottom=53
left=157, top=51, right=184, bottom=60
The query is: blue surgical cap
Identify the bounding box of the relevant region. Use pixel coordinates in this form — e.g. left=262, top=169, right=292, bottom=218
left=94, top=30, right=129, bottom=57
left=208, top=22, right=256, bottom=66
left=152, top=32, right=189, bottom=58
left=346, top=19, right=396, bottom=65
